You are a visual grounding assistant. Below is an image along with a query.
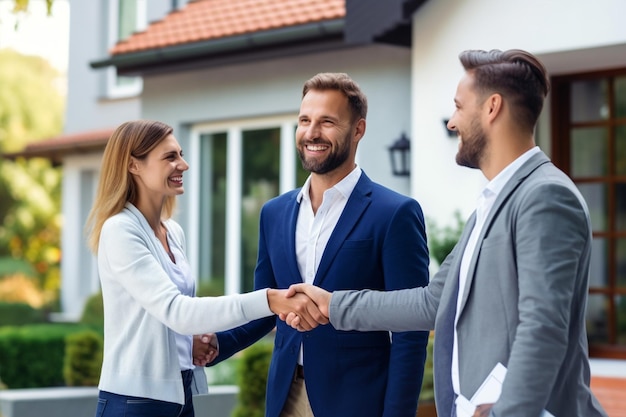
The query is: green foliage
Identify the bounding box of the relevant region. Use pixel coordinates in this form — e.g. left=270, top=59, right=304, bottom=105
left=0, top=256, right=35, bottom=276
left=427, top=210, right=466, bottom=266
left=0, top=49, right=63, bottom=153
left=0, top=323, right=97, bottom=388
left=197, top=277, right=226, bottom=297
left=79, top=291, right=104, bottom=327
left=0, top=42, right=61, bottom=231
left=0, top=158, right=62, bottom=293
left=231, top=342, right=273, bottom=417
left=63, top=330, right=103, bottom=386
left=11, top=0, right=55, bottom=15
left=206, top=356, right=239, bottom=385
left=0, top=48, right=64, bottom=301
left=0, top=301, right=46, bottom=326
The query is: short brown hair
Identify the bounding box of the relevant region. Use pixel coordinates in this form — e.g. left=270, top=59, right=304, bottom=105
left=85, top=120, right=175, bottom=252
left=302, top=72, right=368, bottom=121
left=459, top=49, right=550, bottom=133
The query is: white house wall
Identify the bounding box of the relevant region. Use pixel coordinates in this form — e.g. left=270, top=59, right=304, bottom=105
left=58, top=153, right=102, bottom=320
left=410, top=0, right=626, bottom=229
left=65, top=0, right=180, bottom=135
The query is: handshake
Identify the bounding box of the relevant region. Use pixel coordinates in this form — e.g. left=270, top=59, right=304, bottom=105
left=267, top=284, right=332, bottom=331
left=192, top=284, right=332, bottom=367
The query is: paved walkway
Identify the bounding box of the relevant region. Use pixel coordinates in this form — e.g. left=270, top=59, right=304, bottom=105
left=591, top=376, right=626, bottom=417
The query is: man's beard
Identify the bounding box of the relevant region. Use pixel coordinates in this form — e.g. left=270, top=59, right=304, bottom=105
left=298, top=137, right=351, bottom=174
left=455, top=118, right=486, bottom=169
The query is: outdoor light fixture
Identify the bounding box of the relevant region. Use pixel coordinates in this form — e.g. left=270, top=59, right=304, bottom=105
left=388, top=132, right=411, bottom=176
left=443, top=119, right=456, bottom=137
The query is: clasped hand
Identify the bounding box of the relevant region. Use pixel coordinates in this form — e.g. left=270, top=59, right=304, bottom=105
left=267, top=284, right=332, bottom=331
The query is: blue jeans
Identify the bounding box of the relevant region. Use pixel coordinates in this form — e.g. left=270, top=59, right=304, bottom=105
left=94, top=370, right=194, bottom=417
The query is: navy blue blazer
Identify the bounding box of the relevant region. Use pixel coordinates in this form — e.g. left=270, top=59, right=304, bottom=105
left=212, top=172, right=430, bottom=417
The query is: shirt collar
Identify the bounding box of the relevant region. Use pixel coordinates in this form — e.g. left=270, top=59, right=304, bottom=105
left=297, top=166, right=362, bottom=203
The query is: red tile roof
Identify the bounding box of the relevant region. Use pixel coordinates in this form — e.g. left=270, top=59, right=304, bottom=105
left=111, top=0, right=346, bottom=55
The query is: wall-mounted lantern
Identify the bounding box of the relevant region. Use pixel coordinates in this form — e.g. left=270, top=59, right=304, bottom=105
left=388, top=132, right=411, bottom=176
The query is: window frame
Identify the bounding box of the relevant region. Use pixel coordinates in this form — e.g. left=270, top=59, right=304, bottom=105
left=551, top=68, right=626, bottom=359
left=105, top=0, right=146, bottom=99
left=188, top=115, right=298, bottom=295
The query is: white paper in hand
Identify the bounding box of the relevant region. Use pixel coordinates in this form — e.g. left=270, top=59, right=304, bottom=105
left=455, top=363, right=555, bottom=417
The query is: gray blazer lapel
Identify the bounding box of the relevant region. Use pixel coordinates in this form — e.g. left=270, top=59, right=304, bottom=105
left=433, top=211, right=476, bottom=417
left=459, top=151, right=551, bottom=313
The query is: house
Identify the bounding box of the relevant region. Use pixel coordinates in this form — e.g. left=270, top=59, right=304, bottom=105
left=29, top=0, right=418, bottom=320
left=6, top=0, right=626, bottom=410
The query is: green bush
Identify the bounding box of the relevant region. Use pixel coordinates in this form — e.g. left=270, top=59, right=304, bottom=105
left=63, top=330, right=103, bottom=386
left=0, top=301, right=46, bottom=326
left=231, top=342, right=273, bottom=417
left=206, top=356, right=239, bottom=385
left=79, top=291, right=104, bottom=327
left=196, top=277, right=226, bottom=297
left=427, top=211, right=465, bottom=266
left=0, top=323, right=97, bottom=388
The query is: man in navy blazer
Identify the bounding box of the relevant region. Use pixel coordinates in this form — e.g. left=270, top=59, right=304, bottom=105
left=207, top=73, right=430, bottom=416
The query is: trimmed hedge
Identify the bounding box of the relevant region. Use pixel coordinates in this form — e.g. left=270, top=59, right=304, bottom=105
left=79, top=291, right=104, bottom=327
left=0, top=301, right=46, bottom=326
left=231, top=342, right=273, bottom=417
left=0, top=323, right=101, bottom=389
left=63, top=330, right=103, bottom=386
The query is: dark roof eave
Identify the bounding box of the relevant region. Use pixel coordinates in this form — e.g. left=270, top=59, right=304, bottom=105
left=2, top=129, right=114, bottom=166
left=90, top=19, right=345, bottom=73
left=2, top=143, right=107, bottom=166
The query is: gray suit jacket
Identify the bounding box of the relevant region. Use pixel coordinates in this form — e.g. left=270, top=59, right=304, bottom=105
left=330, top=152, right=607, bottom=417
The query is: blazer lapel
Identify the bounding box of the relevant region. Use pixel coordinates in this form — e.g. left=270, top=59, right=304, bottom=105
left=313, top=174, right=372, bottom=287
left=285, top=195, right=305, bottom=285
left=434, top=211, right=476, bottom=416
left=459, top=151, right=551, bottom=312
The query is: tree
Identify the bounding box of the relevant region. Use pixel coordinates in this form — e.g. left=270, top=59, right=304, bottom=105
left=0, top=48, right=64, bottom=306
left=0, top=49, right=63, bottom=152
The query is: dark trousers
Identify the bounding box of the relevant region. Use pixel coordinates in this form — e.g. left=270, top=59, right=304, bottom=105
left=95, top=370, right=194, bottom=417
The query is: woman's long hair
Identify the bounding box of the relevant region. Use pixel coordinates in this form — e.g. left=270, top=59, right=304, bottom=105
left=85, top=120, right=175, bottom=253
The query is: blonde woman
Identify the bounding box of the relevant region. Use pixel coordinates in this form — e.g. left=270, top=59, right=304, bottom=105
left=86, top=120, right=325, bottom=417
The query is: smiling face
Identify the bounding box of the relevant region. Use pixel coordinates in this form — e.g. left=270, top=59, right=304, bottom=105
left=295, top=89, right=362, bottom=177
left=130, top=134, right=189, bottom=199
left=448, top=72, right=488, bottom=169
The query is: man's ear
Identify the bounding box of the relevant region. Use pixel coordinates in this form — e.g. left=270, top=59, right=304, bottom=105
left=354, top=118, right=366, bottom=143
left=484, top=93, right=503, bottom=123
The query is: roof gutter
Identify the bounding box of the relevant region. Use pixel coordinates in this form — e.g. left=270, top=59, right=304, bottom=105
left=90, top=19, right=345, bottom=73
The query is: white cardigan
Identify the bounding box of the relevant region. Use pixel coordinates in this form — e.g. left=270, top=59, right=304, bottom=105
left=97, top=203, right=272, bottom=404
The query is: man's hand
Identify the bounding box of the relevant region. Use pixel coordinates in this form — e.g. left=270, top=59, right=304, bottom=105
left=281, top=284, right=332, bottom=331
left=192, top=333, right=218, bottom=366
left=267, top=288, right=329, bottom=331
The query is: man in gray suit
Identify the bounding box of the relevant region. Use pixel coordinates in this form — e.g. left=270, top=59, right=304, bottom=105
left=283, top=49, right=608, bottom=417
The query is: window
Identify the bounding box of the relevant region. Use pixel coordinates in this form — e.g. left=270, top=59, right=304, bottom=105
left=189, top=118, right=308, bottom=295
left=106, top=0, right=146, bottom=98
left=552, top=70, right=626, bottom=358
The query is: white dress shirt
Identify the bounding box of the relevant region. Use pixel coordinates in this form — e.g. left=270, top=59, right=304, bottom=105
left=162, top=231, right=195, bottom=371
left=295, top=166, right=362, bottom=364
left=452, top=146, right=541, bottom=396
